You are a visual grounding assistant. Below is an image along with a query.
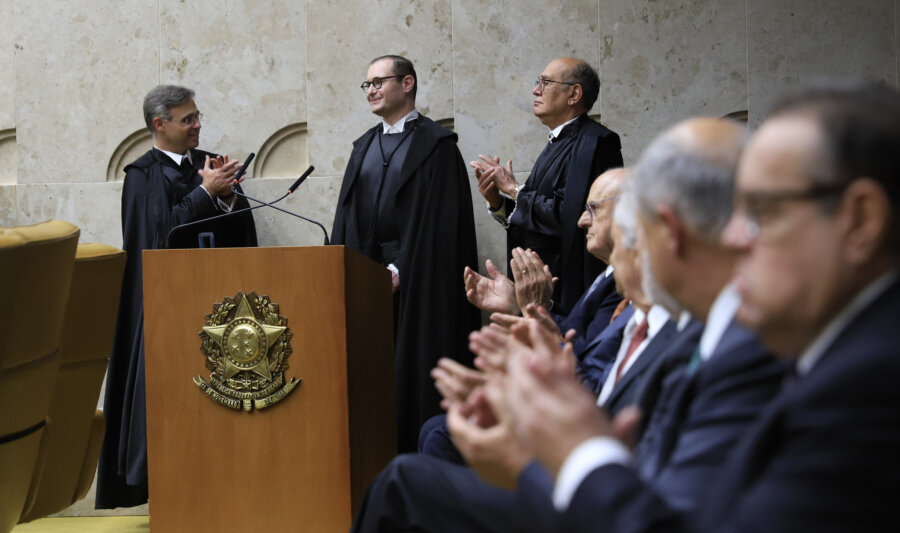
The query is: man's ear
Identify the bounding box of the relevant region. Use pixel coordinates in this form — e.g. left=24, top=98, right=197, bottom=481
left=568, top=84, right=583, bottom=108
left=152, top=117, right=165, bottom=134
left=657, top=205, right=686, bottom=258
left=840, top=178, right=893, bottom=266
left=403, top=75, right=416, bottom=95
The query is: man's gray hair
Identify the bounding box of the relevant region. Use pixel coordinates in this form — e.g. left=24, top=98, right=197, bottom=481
left=143, top=85, right=195, bottom=134
left=631, top=122, right=748, bottom=242
left=613, top=190, right=639, bottom=250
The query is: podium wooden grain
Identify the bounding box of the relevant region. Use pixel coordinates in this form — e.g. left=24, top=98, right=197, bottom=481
left=142, top=246, right=395, bottom=532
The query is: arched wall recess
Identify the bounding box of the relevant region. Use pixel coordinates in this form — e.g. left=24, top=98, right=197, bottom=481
left=255, top=123, right=308, bottom=179
left=0, top=128, right=16, bottom=185
left=107, top=129, right=153, bottom=182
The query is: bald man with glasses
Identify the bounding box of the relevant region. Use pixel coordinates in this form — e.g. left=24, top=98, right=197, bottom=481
left=470, top=57, right=623, bottom=316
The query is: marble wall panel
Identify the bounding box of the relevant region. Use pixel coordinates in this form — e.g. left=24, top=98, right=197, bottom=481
left=14, top=0, right=158, bottom=184
left=453, top=0, right=599, bottom=271
left=0, top=185, right=16, bottom=226
left=596, top=0, right=748, bottom=164
left=16, top=182, right=124, bottom=247
left=158, top=0, right=307, bottom=163
left=306, top=0, right=454, bottom=177
left=747, top=0, right=896, bottom=126
left=241, top=175, right=342, bottom=247
left=0, top=0, right=13, bottom=131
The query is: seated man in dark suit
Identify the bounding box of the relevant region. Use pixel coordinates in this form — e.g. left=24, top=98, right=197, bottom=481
left=505, top=81, right=900, bottom=532
left=463, top=168, right=629, bottom=352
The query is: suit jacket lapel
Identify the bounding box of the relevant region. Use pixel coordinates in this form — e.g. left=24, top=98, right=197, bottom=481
left=605, top=320, right=678, bottom=408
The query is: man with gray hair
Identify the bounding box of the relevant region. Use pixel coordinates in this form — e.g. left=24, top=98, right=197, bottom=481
left=97, top=84, right=257, bottom=509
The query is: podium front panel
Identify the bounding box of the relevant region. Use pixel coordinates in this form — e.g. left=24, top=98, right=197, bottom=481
left=143, top=246, right=393, bottom=532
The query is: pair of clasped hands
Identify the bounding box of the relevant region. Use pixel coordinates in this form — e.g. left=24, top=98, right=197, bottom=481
left=198, top=154, right=243, bottom=199
left=470, top=155, right=517, bottom=208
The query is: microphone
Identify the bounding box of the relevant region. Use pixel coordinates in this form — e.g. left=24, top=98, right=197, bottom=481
left=232, top=152, right=255, bottom=183
left=288, top=165, right=315, bottom=194
left=230, top=165, right=331, bottom=245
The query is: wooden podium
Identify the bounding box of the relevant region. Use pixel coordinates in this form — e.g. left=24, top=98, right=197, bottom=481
left=142, top=246, right=395, bottom=532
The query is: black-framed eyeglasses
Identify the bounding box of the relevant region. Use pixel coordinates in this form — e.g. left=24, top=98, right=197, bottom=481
left=535, top=78, right=576, bottom=92
left=175, top=112, right=203, bottom=126
left=732, top=182, right=847, bottom=239
left=360, top=75, right=402, bottom=91
left=584, top=195, right=620, bottom=219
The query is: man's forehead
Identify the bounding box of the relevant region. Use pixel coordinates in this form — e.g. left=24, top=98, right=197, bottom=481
left=171, top=100, right=198, bottom=117
left=738, top=115, right=822, bottom=189
left=541, top=59, right=570, bottom=78
left=367, top=59, right=394, bottom=78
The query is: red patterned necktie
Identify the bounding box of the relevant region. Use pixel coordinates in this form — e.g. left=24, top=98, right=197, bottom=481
left=615, top=318, right=649, bottom=384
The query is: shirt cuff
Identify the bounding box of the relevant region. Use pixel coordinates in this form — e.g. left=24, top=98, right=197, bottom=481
left=488, top=201, right=509, bottom=227
left=552, top=437, right=632, bottom=512
left=387, top=263, right=399, bottom=277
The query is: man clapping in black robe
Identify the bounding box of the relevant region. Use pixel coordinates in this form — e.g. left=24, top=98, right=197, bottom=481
left=97, top=85, right=257, bottom=508
left=472, top=58, right=623, bottom=314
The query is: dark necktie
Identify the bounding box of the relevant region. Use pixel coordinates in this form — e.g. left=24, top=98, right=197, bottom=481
left=616, top=318, right=649, bottom=384
left=180, top=156, right=193, bottom=174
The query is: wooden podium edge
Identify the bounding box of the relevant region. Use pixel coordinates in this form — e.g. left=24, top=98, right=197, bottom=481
left=342, top=246, right=397, bottom=514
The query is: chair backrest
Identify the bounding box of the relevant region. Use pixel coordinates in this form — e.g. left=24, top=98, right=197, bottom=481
left=20, top=243, right=126, bottom=521
left=0, top=220, right=79, bottom=533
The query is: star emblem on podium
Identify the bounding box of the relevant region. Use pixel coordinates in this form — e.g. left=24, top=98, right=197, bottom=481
left=202, top=293, right=287, bottom=381
left=196, top=291, right=300, bottom=411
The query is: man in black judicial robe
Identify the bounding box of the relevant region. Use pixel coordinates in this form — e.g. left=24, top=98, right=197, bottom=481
left=472, top=57, right=623, bottom=314
left=331, top=55, right=481, bottom=453
left=97, top=85, right=257, bottom=508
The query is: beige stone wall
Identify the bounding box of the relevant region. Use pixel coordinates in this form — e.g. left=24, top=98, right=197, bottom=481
left=1, top=0, right=897, bottom=269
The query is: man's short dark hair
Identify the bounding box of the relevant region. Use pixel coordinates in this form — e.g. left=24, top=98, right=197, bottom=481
left=143, top=85, right=195, bottom=135
left=371, top=55, right=418, bottom=99
left=569, top=61, right=600, bottom=112
left=768, top=79, right=900, bottom=249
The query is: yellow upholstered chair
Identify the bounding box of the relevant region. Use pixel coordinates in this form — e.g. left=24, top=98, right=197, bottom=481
left=0, top=220, right=79, bottom=533
left=19, top=243, right=126, bottom=522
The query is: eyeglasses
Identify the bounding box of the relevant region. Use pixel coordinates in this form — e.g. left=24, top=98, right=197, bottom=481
left=534, top=78, right=576, bottom=92
left=731, top=182, right=847, bottom=239
left=174, top=112, right=203, bottom=126
left=360, top=75, right=402, bottom=91
left=583, top=196, right=620, bottom=219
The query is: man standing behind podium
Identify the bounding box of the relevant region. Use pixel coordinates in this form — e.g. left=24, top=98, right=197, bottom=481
left=97, top=85, right=257, bottom=508
left=331, top=55, right=480, bottom=452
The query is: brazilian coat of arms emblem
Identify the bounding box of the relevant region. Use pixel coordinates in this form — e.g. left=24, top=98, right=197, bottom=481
left=194, top=291, right=301, bottom=411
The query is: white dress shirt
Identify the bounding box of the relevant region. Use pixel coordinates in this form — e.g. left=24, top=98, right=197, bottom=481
left=382, top=109, right=419, bottom=134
